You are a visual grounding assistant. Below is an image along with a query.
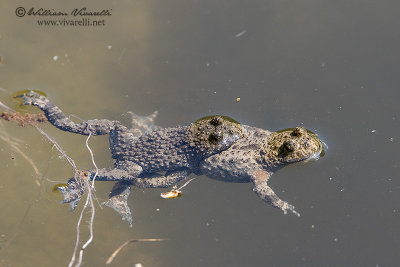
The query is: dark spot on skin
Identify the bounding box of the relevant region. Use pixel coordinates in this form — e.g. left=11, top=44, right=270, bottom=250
left=208, top=133, right=222, bottom=144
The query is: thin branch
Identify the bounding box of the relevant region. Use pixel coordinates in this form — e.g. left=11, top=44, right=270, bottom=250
left=68, top=175, right=90, bottom=267
left=0, top=121, right=41, bottom=177
left=0, top=99, right=14, bottom=112
left=1, top=94, right=99, bottom=267
left=71, top=133, right=100, bottom=267
left=177, top=178, right=196, bottom=191
left=34, top=125, right=77, bottom=171
left=106, top=239, right=166, bottom=265
left=85, top=133, right=99, bottom=188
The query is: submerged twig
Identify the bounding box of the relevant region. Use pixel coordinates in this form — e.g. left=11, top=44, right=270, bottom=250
left=68, top=173, right=90, bottom=267
left=0, top=98, right=98, bottom=267
left=0, top=120, right=42, bottom=251
left=69, top=133, right=101, bottom=267
left=106, top=239, right=166, bottom=265
left=0, top=100, right=13, bottom=111
left=0, top=121, right=41, bottom=177
left=0, top=98, right=44, bottom=252
left=85, top=133, right=99, bottom=188
left=177, top=178, right=196, bottom=191
left=33, top=125, right=77, bottom=171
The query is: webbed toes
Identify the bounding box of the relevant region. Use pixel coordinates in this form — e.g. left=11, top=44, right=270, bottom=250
left=58, top=178, right=85, bottom=211
left=14, top=91, right=44, bottom=107
left=281, top=201, right=300, bottom=217
left=128, top=110, right=159, bottom=135
left=103, top=182, right=133, bottom=227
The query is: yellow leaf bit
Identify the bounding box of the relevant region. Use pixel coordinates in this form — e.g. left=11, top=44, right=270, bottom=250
left=160, top=178, right=196, bottom=199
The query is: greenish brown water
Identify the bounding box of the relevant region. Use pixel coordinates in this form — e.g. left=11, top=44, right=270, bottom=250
left=1, top=0, right=400, bottom=266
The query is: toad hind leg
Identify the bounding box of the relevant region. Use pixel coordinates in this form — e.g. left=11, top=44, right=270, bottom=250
left=250, top=170, right=300, bottom=216
left=101, top=169, right=191, bottom=227
left=15, top=91, right=117, bottom=136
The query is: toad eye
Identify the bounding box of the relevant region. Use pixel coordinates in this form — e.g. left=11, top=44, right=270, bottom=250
left=283, top=140, right=296, bottom=152
left=278, top=140, right=296, bottom=157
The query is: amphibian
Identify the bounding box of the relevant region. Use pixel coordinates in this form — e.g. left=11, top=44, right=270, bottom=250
left=200, top=126, right=323, bottom=215
left=16, top=91, right=242, bottom=226
left=14, top=91, right=323, bottom=226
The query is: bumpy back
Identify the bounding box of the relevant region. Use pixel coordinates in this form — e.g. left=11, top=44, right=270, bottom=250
left=111, top=115, right=243, bottom=173
left=188, top=115, right=243, bottom=159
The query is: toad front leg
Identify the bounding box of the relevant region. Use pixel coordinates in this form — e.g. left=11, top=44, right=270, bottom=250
left=250, top=170, right=300, bottom=216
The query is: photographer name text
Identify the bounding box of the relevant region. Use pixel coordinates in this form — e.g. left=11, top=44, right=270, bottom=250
left=20, top=7, right=112, bottom=17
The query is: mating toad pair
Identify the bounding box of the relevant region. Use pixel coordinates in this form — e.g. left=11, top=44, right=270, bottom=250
left=15, top=91, right=323, bottom=226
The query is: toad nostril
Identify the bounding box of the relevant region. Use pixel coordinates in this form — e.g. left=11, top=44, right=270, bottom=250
left=209, top=117, right=223, bottom=126
left=291, top=127, right=303, bottom=137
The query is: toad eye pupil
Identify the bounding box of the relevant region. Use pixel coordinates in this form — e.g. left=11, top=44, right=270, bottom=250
left=283, top=141, right=295, bottom=152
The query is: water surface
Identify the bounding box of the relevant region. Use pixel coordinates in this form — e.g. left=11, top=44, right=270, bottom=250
left=1, top=0, right=400, bottom=266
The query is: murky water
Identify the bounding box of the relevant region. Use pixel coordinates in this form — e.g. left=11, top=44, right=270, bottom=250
left=1, top=0, right=400, bottom=266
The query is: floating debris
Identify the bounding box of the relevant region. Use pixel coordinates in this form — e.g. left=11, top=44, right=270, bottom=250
left=160, top=178, right=196, bottom=199
left=106, top=239, right=166, bottom=264
left=160, top=187, right=182, bottom=199
left=236, top=97, right=241, bottom=102
left=0, top=111, right=47, bottom=126
left=234, top=30, right=247, bottom=38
